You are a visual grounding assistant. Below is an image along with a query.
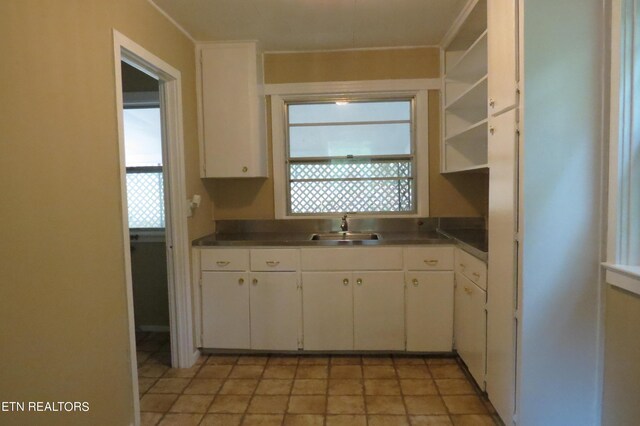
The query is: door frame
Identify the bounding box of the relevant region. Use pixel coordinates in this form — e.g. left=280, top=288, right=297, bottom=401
left=112, top=29, right=197, bottom=423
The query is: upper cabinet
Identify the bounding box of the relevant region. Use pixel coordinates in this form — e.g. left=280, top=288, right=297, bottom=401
left=197, top=42, right=268, bottom=178
left=487, top=0, right=518, bottom=115
left=441, top=0, right=488, bottom=173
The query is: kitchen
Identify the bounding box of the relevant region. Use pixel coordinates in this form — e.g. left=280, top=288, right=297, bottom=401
left=1, top=1, right=637, bottom=426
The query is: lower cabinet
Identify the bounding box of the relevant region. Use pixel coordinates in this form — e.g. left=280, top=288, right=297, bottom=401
left=201, top=271, right=250, bottom=349
left=405, top=271, right=455, bottom=352
left=249, top=272, right=299, bottom=350
left=302, top=272, right=354, bottom=350
left=353, top=272, right=405, bottom=350
left=454, top=271, right=487, bottom=389
left=201, top=271, right=300, bottom=350
left=302, top=271, right=405, bottom=350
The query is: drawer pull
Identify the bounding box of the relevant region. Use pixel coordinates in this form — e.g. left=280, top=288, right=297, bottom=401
left=252, top=278, right=258, bottom=285
left=412, top=278, right=419, bottom=286
left=424, top=259, right=439, bottom=265
left=472, top=272, right=481, bottom=279
left=265, top=260, right=280, bottom=267
left=343, top=278, right=349, bottom=286
left=238, top=278, right=244, bottom=285
left=464, top=286, right=473, bottom=295
left=216, top=261, right=230, bottom=267
left=356, top=278, right=363, bottom=286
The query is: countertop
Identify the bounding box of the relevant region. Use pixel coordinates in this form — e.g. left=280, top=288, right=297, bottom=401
left=192, top=220, right=487, bottom=262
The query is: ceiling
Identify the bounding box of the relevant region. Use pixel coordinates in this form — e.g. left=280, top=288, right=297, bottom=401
left=151, top=0, right=468, bottom=51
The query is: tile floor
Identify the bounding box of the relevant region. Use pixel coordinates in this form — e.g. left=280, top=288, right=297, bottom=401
left=136, top=332, right=502, bottom=426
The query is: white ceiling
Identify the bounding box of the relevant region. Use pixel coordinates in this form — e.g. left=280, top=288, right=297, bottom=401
left=151, top=0, right=468, bottom=51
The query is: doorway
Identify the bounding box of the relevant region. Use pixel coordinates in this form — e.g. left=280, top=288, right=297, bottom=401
left=113, top=30, right=197, bottom=423
left=121, top=62, right=171, bottom=355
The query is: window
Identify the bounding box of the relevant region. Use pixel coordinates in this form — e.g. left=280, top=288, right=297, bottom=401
left=123, top=107, right=165, bottom=228
left=285, top=99, right=415, bottom=215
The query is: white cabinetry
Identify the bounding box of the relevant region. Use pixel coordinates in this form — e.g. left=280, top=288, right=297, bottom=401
left=404, top=247, right=455, bottom=351
left=199, top=248, right=300, bottom=350
left=197, top=42, right=267, bottom=178
left=201, top=271, right=250, bottom=349
left=302, top=272, right=354, bottom=350
left=487, top=0, right=518, bottom=115
left=249, top=272, right=299, bottom=350
left=353, top=272, right=405, bottom=350
left=487, top=108, right=518, bottom=419
left=441, top=0, right=488, bottom=172
left=454, top=248, right=487, bottom=390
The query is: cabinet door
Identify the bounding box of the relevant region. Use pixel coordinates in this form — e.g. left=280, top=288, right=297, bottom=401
left=405, top=272, right=454, bottom=352
left=487, top=108, right=518, bottom=420
left=302, top=272, right=354, bottom=350
left=200, top=43, right=266, bottom=177
left=201, top=272, right=250, bottom=349
left=455, top=272, right=487, bottom=389
left=353, top=271, right=405, bottom=350
left=249, top=272, right=300, bottom=350
left=488, top=0, right=518, bottom=115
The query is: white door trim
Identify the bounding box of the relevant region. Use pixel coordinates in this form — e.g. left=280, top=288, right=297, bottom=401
left=113, top=29, right=197, bottom=425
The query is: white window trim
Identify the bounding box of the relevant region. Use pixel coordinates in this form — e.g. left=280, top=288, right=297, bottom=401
left=269, top=79, right=433, bottom=219
left=604, top=0, right=640, bottom=294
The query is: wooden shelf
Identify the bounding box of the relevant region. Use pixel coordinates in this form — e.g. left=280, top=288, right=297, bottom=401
left=445, top=119, right=488, bottom=145
left=445, top=75, right=488, bottom=111
left=442, top=164, right=489, bottom=174
left=445, top=31, right=488, bottom=82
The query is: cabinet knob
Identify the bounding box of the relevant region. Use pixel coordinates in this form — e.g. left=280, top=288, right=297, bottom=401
left=489, top=126, right=496, bottom=135
left=424, top=259, right=438, bottom=266
left=238, top=278, right=244, bottom=285
left=472, top=272, right=481, bottom=279
left=459, top=263, right=466, bottom=270
left=216, top=261, right=230, bottom=267
left=265, top=260, right=280, bottom=267
left=343, top=278, right=349, bottom=286
left=464, top=286, right=473, bottom=295
left=252, top=278, right=258, bottom=285
left=242, top=166, right=248, bottom=173
left=356, top=278, right=363, bottom=286
left=489, top=97, right=495, bottom=108
left=412, top=278, right=419, bottom=286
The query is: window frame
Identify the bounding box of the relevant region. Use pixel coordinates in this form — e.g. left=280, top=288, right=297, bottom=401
left=604, top=0, right=640, bottom=294
left=269, top=80, right=431, bottom=219
left=284, top=96, right=417, bottom=216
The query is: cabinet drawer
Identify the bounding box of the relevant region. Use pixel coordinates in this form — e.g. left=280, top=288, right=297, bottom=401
left=201, top=249, right=250, bottom=271
left=455, top=249, right=487, bottom=290
left=300, top=247, right=403, bottom=271
left=250, top=249, right=299, bottom=271
left=404, top=246, right=454, bottom=270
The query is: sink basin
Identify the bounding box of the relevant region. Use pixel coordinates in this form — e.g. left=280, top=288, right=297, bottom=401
left=310, top=232, right=381, bottom=241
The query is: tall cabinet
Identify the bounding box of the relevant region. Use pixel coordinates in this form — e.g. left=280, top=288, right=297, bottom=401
left=486, top=0, right=519, bottom=423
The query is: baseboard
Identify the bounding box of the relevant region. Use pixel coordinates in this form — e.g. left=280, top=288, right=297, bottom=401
left=190, top=348, right=201, bottom=366
left=138, top=325, right=170, bottom=333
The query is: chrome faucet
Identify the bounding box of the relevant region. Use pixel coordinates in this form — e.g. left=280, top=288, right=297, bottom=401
left=340, top=214, right=349, bottom=232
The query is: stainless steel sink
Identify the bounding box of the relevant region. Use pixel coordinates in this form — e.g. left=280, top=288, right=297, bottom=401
left=310, top=232, right=381, bottom=241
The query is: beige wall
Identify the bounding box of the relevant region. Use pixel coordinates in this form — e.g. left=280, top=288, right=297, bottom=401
left=602, top=285, right=640, bottom=425
left=211, top=48, right=488, bottom=219
left=0, top=1, right=212, bottom=424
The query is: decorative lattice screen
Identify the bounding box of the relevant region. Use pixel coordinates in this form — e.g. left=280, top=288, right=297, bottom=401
left=289, top=161, right=413, bottom=214
left=126, top=169, right=165, bottom=228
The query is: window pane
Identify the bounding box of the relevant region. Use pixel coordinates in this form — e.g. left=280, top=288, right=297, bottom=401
left=126, top=171, right=165, bottom=228
left=290, top=161, right=412, bottom=180
left=289, top=101, right=410, bottom=124
left=124, top=108, right=163, bottom=167
left=289, top=123, right=411, bottom=157
left=290, top=178, right=413, bottom=214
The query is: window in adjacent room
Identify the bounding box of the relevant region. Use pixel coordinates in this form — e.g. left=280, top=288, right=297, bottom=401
left=284, top=98, right=416, bottom=216
left=123, top=106, right=165, bottom=229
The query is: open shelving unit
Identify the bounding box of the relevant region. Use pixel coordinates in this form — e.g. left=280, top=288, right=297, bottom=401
left=441, top=0, right=488, bottom=173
